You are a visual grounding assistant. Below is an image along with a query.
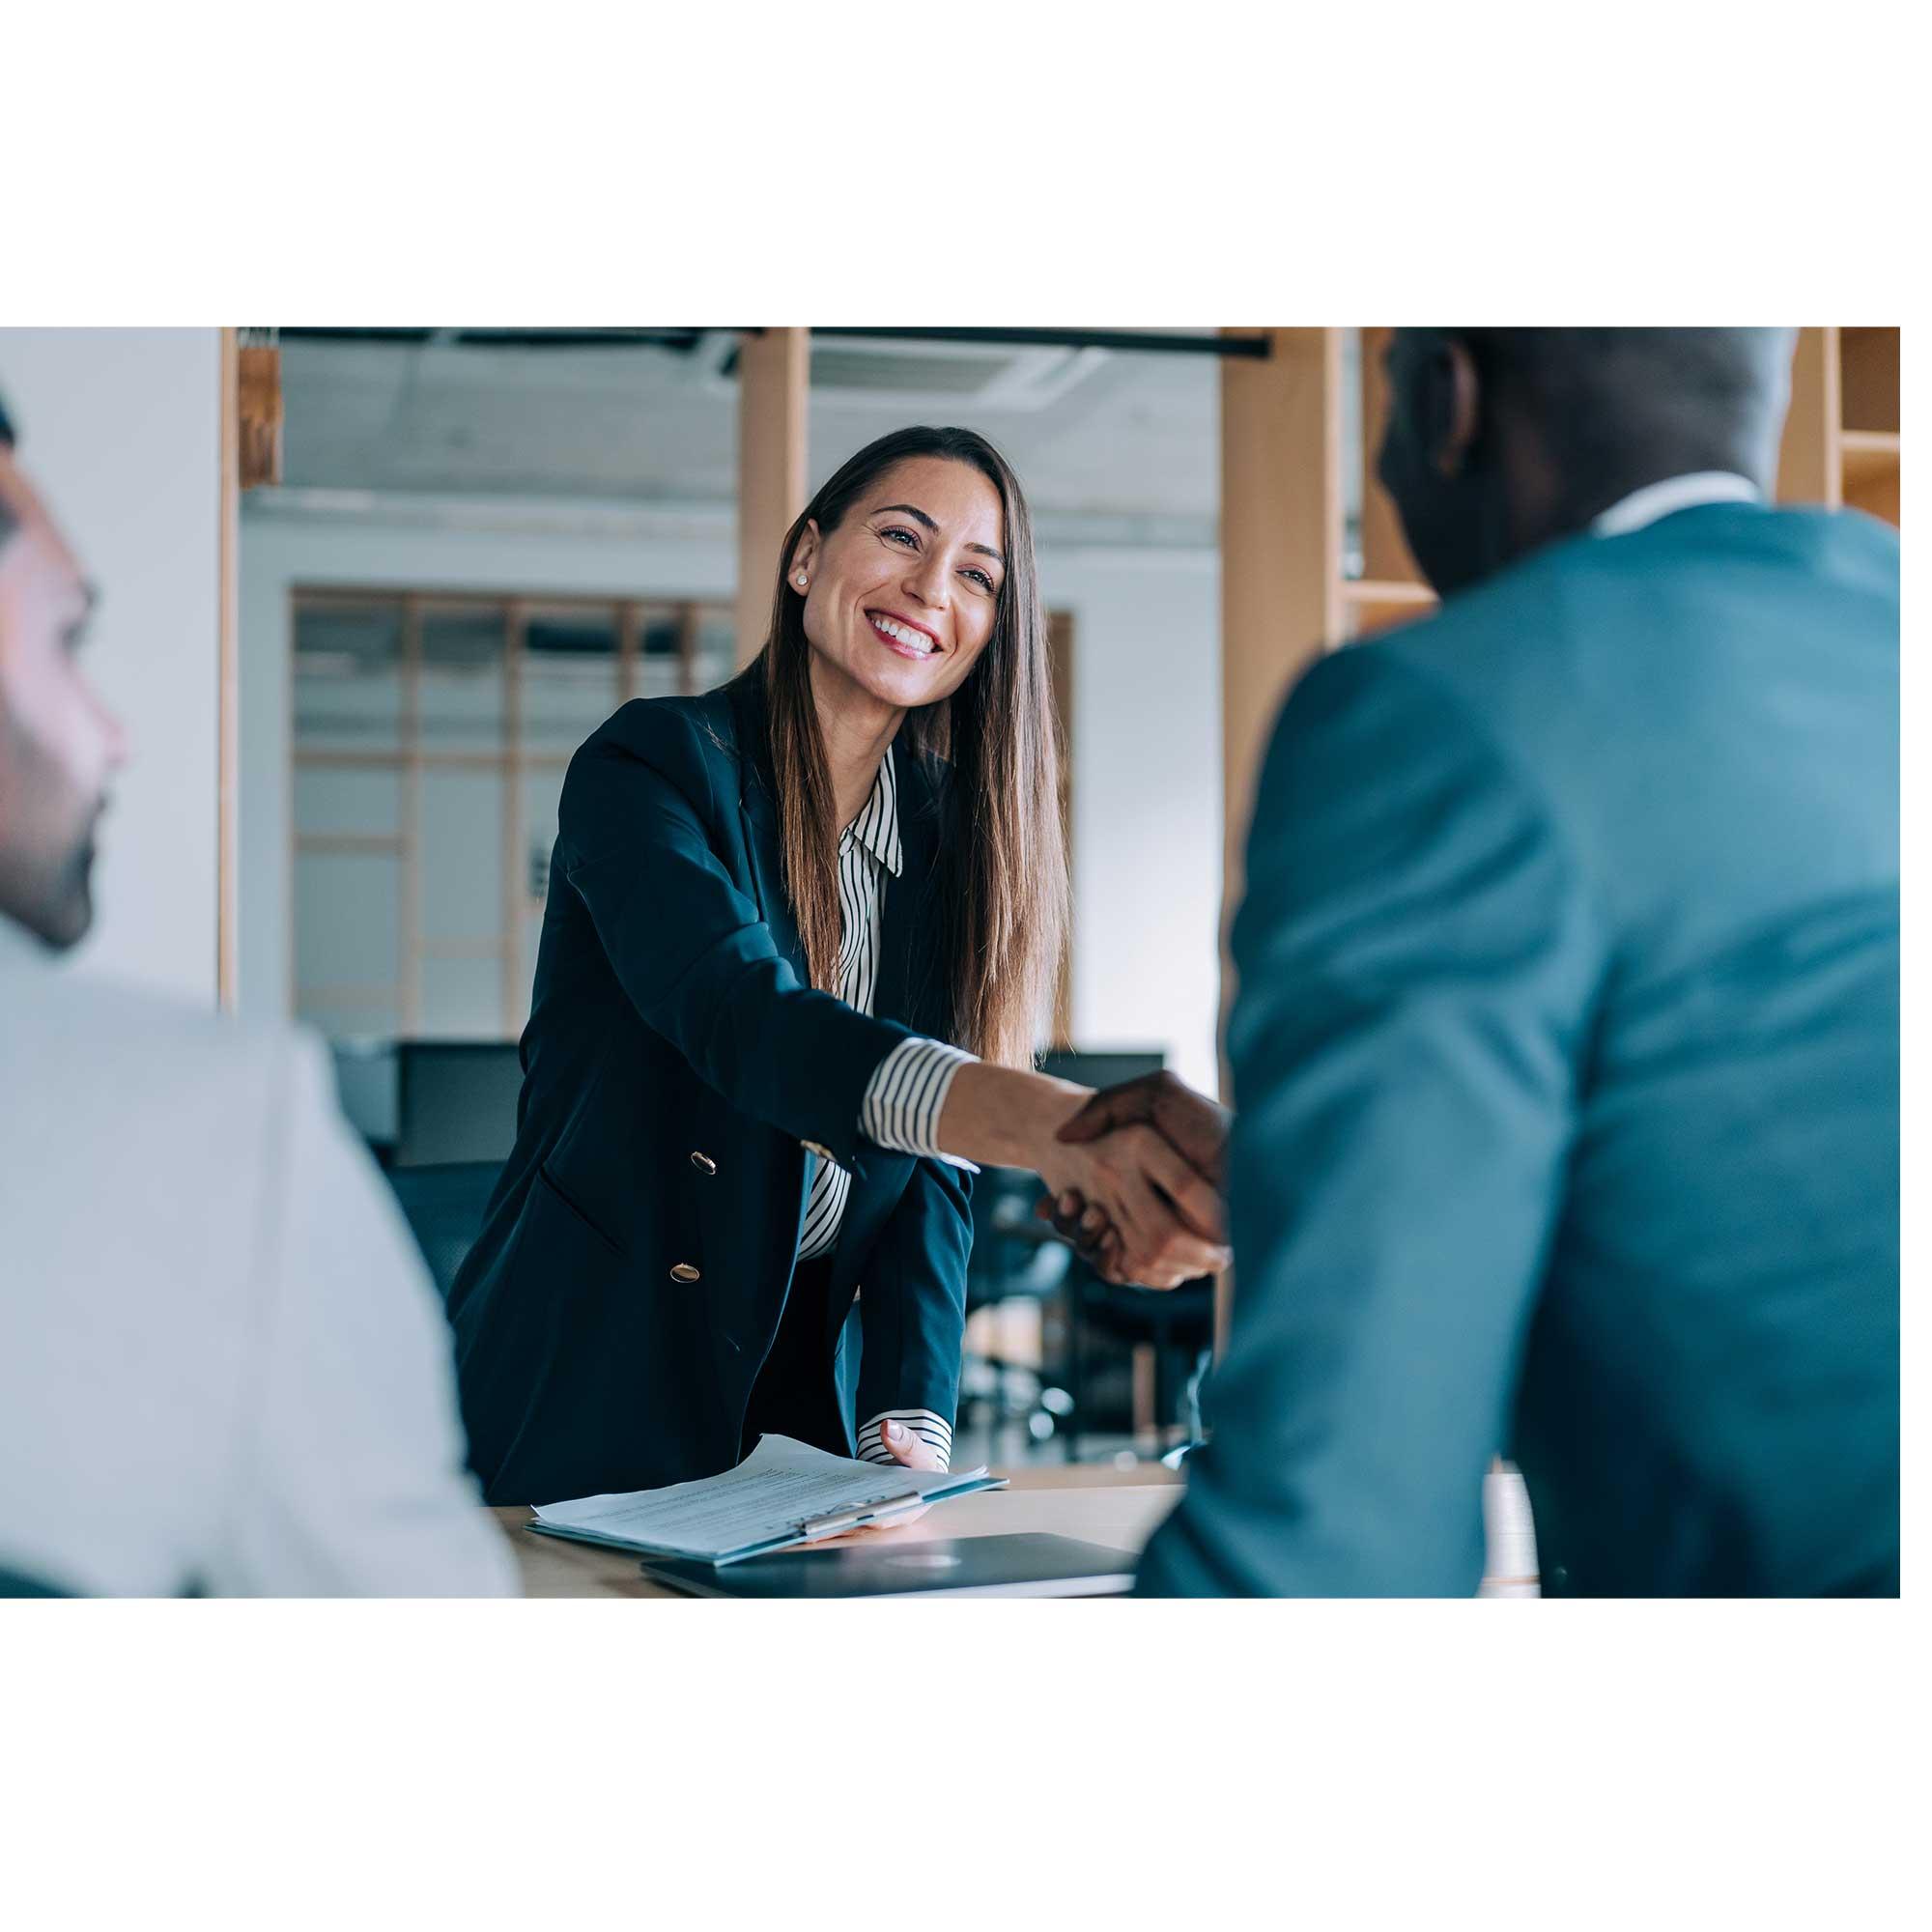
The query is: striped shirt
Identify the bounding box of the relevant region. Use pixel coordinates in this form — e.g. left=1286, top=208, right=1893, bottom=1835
left=796, top=743, right=977, bottom=1471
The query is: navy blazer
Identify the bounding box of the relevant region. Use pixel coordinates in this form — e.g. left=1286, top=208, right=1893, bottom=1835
left=446, top=677, right=974, bottom=1506
left=1141, top=502, right=1899, bottom=1596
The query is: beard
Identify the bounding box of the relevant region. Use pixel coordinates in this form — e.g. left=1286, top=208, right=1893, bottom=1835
left=0, top=714, right=103, bottom=951
left=0, top=825, right=97, bottom=951
left=42, top=830, right=99, bottom=946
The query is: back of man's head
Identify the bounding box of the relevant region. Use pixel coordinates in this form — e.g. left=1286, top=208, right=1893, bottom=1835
left=1378, top=327, right=1796, bottom=596
left=1463, top=327, right=1793, bottom=491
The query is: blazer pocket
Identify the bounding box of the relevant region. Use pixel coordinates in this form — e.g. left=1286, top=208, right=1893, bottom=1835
left=534, top=1161, right=629, bottom=1262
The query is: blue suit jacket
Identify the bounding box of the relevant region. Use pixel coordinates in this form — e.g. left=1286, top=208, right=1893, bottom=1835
left=1141, top=503, right=1899, bottom=1596
left=446, top=677, right=973, bottom=1505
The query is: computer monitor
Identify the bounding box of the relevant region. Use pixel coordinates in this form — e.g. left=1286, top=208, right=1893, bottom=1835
left=393, top=1040, right=525, bottom=1169
left=1036, top=1047, right=1166, bottom=1094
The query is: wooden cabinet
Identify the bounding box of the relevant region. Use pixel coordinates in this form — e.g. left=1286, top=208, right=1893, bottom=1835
left=1776, top=327, right=1900, bottom=526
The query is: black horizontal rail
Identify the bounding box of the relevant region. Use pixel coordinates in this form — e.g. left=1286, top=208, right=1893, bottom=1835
left=273, top=326, right=1270, bottom=359
left=277, top=327, right=707, bottom=352
left=810, top=327, right=1269, bottom=358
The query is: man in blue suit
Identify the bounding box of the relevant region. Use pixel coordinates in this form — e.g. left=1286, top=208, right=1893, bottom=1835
left=1128, top=328, right=1898, bottom=1595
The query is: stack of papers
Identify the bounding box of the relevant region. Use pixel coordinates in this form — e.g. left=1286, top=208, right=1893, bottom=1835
left=527, top=1434, right=1006, bottom=1566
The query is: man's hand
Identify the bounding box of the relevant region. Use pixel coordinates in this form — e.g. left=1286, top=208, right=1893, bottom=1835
left=1036, top=1072, right=1233, bottom=1286
left=1055, top=1070, right=1231, bottom=1181
left=932, top=1062, right=1229, bottom=1288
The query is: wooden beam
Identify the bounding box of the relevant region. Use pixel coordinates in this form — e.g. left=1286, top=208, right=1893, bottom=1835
left=399, top=597, right=422, bottom=1035
left=1215, top=326, right=1345, bottom=1355
left=1357, top=326, right=1425, bottom=585
left=1838, top=327, right=1900, bottom=435
left=1048, top=609, right=1076, bottom=1049
left=217, top=328, right=240, bottom=1010
left=677, top=601, right=702, bottom=697
left=1776, top=327, right=1841, bottom=507
left=1220, top=327, right=1344, bottom=924
left=735, top=328, right=810, bottom=670
left=616, top=600, right=641, bottom=703
left=501, top=602, right=526, bottom=1038
left=237, top=344, right=284, bottom=491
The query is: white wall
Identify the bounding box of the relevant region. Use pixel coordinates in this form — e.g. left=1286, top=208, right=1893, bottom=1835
left=0, top=328, right=222, bottom=1004
left=1053, top=553, right=1222, bottom=1094
left=240, top=498, right=1222, bottom=1092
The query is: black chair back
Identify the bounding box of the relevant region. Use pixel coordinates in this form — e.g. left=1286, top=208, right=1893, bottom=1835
left=1036, top=1047, right=1165, bottom=1094
left=386, top=1161, right=502, bottom=1300
left=393, top=1041, right=524, bottom=1169
left=965, top=1165, right=1069, bottom=1313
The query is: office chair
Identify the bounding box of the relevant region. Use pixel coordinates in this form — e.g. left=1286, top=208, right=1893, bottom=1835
left=1035, top=1049, right=1214, bottom=1458
left=385, top=1161, right=502, bottom=1301
left=392, top=1040, right=524, bottom=1169
left=1062, top=1268, right=1215, bottom=1461
left=960, top=1165, right=1073, bottom=1447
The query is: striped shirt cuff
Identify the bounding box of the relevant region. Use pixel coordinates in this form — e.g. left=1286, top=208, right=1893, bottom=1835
left=857, top=1409, right=953, bottom=1471
left=860, top=1037, right=980, bottom=1172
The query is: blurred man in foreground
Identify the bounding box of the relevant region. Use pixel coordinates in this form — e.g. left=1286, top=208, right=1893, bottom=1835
left=0, top=394, right=514, bottom=1596
left=1135, top=328, right=1898, bottom=1595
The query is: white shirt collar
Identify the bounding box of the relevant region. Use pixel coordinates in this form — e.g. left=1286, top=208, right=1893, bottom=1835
left=1591, top=470, right=1760, bottom=539
left=0, top=913, right=57, bottom=973
left=838, top=742, right=903, bottom=878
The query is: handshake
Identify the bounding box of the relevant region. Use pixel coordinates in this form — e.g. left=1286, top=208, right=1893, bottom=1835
left=1034, top=1070, right=1233, bottom=1290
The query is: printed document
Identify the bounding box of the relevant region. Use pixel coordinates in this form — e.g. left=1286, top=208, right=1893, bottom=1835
left=527, top=1434, right=1003, bottom=1564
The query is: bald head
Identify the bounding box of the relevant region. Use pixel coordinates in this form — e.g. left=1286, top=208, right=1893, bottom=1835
left=1378, top=327, right=1796, bottom=595
left=1462, top=327, right=1793, bottom=488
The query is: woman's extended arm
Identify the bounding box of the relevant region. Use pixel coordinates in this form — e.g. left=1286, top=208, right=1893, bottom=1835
left=563, top=706, right=1225, bottom=1288
left=934, top=1062, right=1229, bottom=1289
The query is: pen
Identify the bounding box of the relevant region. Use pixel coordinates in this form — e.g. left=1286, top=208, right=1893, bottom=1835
left=797, top=1492, right=926, bottom=1539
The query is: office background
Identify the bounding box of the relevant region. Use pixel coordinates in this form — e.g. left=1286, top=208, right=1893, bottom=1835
left=0, top=324, right=1900, bottom=1464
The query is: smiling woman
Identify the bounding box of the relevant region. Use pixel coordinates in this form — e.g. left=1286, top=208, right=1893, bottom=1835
left=445, top=424, right=1226, bottom=1510
left=757, top=426, right=1061, bottom=1070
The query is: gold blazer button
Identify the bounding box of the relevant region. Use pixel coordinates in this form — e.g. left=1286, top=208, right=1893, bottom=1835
left=690, top=1151, right=718, bottom=1175
left=669, top=1263, right=701, bottom=1284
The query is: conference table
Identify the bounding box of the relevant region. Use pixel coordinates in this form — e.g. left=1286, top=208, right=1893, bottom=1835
left=491, top=1462, right=1186, bottom=1598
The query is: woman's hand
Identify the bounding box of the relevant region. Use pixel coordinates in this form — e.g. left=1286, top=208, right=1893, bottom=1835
left=813, top=1420, right=939, bottom=1541
left=879, top=1416, right=946, bottom=1473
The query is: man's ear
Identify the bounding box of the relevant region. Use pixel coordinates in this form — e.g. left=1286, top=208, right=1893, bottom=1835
left=1428, top=339, right=1483, bottom=479
left=787, top=519, right=822, bottom=589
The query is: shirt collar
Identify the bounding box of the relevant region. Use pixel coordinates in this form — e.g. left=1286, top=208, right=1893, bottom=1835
left=839, top=742, right=903, bottom=878
left=0, top=912, right=58, bottom=974
left=1591, top=470, right=1760, bottom=538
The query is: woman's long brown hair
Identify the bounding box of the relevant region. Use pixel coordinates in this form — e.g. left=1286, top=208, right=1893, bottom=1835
left=745, top=425, right=1066, bottom=1070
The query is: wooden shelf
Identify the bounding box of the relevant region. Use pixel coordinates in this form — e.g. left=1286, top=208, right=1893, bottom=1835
left=1840, top=428, right=1900, bottom=484
left=1839, top=327, right=1899, bottom=436
left=1345, top=578, right=1437, bottom=636
left=1345, top=578, right=1436, bottom=608
left=1840, top=428, right=1900, bottom=526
